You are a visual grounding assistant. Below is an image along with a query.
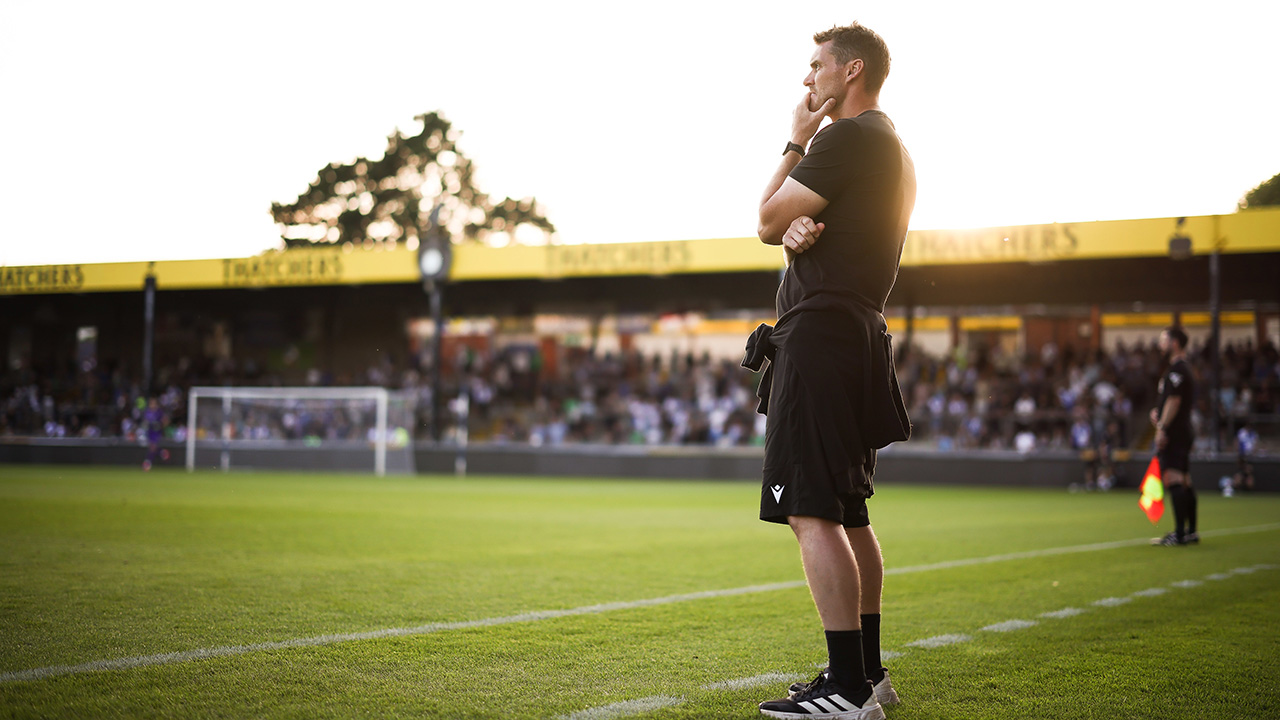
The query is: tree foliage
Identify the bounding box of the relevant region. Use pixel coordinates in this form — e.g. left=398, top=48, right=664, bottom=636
left=271, top=112, right=554, bottom=249
left=1238, top=171, right=1280, bottom=210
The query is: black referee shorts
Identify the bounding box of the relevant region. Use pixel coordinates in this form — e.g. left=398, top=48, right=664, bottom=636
left=1158, top=442, right=1191, bottom=474
left=760, top=313, right=875, bottom=529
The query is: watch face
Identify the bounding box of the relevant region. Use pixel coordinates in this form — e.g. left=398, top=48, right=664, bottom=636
left=420, top=248, right=444, bottom=277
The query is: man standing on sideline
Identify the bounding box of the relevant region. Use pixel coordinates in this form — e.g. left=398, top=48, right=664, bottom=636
left=745, top=21, right=914, bottom=720
left=1150, top=326, right=1199, bottom=545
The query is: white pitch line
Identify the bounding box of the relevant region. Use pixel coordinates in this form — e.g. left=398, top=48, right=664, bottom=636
left=906, top=634, right=972, bottom=648
left=0, top=583, right=805, bottom=684
left=701, top=672, right=803, bottom=692
left=564, top=562, right=1275, bottom=720
left=6, top=522, right=1279, bottom=685
left=559, top=695, right=683, bottom=720
left=981, top=619, right=1037, bottom=632
left=1040, top=607, right=1086, bottom=619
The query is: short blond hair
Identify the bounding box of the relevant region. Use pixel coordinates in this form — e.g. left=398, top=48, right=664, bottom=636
left=813, top=23, right=891, bottom=93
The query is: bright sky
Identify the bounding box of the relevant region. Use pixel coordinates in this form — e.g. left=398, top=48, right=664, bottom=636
left=1, top=0, right=1277, bottom=267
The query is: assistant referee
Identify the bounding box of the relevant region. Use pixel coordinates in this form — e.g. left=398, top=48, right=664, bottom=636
left=748, top=21, right=915, bottom=720
left=1150, top=325, right=1199, bottom=546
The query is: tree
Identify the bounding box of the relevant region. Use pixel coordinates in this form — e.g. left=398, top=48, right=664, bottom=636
left=271, top=112, right=554, bottom=249
left=1237, top=171, right=1280, bottom=210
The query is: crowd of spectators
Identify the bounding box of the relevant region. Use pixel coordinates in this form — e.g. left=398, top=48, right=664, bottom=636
left=3, top=334, right=1277, bottom=458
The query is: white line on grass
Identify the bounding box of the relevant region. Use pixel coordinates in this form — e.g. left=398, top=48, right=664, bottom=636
left=1170, top=580, right=1203, bottom=588
left=564, top=563, right=1276, bottom=720
left=5, top=523, right=1278, bottom=684
left=906, top=634, right=972, bottom=648
left=981, top=619, right=1037, bottom=632
left=1040, top=607, right=1086, bottom=619
left=556, top=674, right=806, bottom=720
left=701, top=672, right=803, bottom=692
left=559, top=696, right=684, bottom=720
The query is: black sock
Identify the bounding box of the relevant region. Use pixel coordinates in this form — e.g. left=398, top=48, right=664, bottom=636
left=1187, top=486, right=1198, bottom=533
left=1168, top=484, right=1187, bottom=538
left=824, top=629, right=866, bottom=691
left=860, top=614, right=883, bottom=682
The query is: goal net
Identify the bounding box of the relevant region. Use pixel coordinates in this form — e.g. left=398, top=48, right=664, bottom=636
left=184, top=387, right=417, bottom=476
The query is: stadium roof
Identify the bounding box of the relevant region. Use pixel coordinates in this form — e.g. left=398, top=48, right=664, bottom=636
left=3, top=209, right=1279, bottom=297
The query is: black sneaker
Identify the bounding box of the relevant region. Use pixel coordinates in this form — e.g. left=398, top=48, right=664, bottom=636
left=1151, top=532, right=1185, bottom=546
left=789, top=670, right=827, bottom=697
left=1184, top=532, right=1200, bottom=544
left=761, top=676, right=883, bottom=719
left=790, top=669, right=898, bottom=706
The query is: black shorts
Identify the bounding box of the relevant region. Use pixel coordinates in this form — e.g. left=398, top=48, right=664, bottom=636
left=760, top=313, right=876, bottom=528
left=1158, top=442, right=1191, bottom=474
left=761, top=479, right=871, bottom=527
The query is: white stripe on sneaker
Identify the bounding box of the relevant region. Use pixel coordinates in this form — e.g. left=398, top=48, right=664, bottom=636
left=827, top=693, right=856, bottom=710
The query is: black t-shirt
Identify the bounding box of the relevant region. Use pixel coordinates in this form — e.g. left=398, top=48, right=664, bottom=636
left=1157, top=358, right=1195, bottom=446
left=777, top=110, right=916, bottom=316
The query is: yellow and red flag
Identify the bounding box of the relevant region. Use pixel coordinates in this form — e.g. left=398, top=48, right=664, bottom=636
left=1138, top=456, right=1164, bottom=524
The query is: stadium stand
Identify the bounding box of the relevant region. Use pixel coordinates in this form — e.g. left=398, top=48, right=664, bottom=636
left=2, top=210, right=1278, bottom=483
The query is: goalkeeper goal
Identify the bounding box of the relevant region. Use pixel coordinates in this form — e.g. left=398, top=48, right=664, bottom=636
left=184, top=387, right=417, bottom=476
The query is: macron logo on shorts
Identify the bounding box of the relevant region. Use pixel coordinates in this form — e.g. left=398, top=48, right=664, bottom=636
left=770, top=485, right=785, bottom=504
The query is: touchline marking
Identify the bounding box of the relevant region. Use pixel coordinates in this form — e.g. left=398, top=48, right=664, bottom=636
left=1040, top=607, right=1086, bottom=619
left=981, top=619, right=1037, bottom=632
left=906, top=634, right=972, bottom=648
left=1131, top=587, right=1168, bottom=598
left=559, top=695, right=683, bottom=720
left=5, top=524, right=1278, bottom=684
left=0, top=583, right=804, bottom=684
left=880, top=522, right=1280, bottom=577
left=701, top=672, right=802, bottom=692
left=560, top=563, right=1276, bottom=720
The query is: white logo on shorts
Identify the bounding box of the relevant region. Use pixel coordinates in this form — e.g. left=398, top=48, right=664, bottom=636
left=770, top=485, right=785, bottom=503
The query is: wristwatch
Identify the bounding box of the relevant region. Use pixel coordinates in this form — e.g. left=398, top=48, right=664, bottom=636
left=783, top=141, right=806, bottom=158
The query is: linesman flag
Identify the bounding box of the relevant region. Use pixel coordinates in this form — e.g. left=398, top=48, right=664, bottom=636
left=1138, top=456, right=1164, bottom=524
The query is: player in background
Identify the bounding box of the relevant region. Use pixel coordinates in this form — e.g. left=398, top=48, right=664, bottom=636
left=1149, top=326, right=1199, bottom=545
left=142, top=397, right=169, bottom=471
left=1231, top=420, right=1258, bottom=493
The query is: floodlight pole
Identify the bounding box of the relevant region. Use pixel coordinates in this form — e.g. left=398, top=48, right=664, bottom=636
left=417, top=204, right=452, bottom=446
left=427, top=277, right=444, bottom=442
left=1208, top=217, right=1223, bottom=454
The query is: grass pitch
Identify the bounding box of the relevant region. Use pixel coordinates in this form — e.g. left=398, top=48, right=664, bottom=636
left=0, top=465, right=1277, bottom=719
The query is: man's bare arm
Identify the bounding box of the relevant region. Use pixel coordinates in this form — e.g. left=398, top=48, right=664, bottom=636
left=758, top=94, right=833, bottom=247
left=1154, top=396, right=1180, bottom=448
left=1156, top=397, right=1180, bottom=430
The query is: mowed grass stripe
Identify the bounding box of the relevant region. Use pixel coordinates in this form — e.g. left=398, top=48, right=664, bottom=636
left=4, top=523, right=1277, bottom=684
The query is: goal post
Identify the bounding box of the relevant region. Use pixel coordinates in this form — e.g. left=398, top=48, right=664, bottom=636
left=185, top=386, right=416, bottom=476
